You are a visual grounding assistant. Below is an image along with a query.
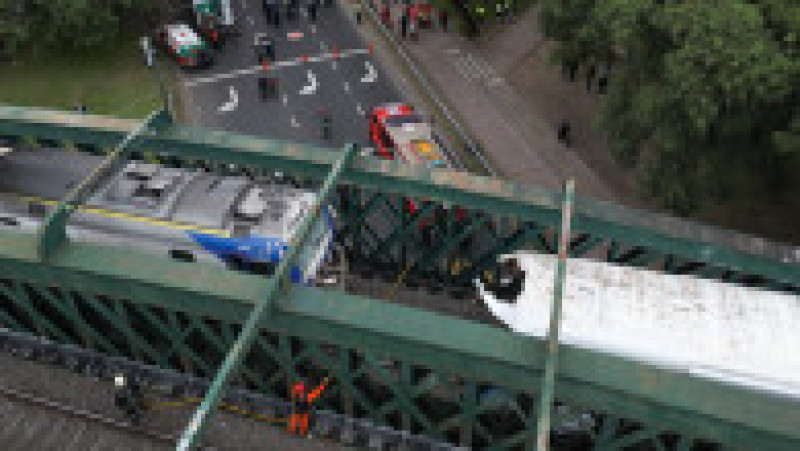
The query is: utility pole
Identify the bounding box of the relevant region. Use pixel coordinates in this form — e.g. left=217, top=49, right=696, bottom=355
left=534, top=178, right=574, bottom=451
left=140, top=36, right=171, bottom=114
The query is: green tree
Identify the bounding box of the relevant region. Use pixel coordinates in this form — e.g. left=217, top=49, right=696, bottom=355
left=0, top=0, right=157, bottom=56
left=540, top=0, right=798, bottom=213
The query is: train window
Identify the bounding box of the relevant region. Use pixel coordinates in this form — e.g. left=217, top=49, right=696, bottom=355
left=169, top=249, right=196, bottom=262
left=0, top=216, right=19, bottom=227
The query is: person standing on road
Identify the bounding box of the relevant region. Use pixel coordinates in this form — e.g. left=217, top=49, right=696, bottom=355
left=308, top=0, right=318, bottom=22
left=557, top=120, right=572, bottom=147
left=113, top=373, right=145, bottom=425
left=352, top=0, right=363, bottom=24
left=401, top=13, right=409, bottom=39
left=319, top=106, right=332, bottom=140
left=586, top=64, right=596, bottom=92
left=439, top=9, right=448, bottom=31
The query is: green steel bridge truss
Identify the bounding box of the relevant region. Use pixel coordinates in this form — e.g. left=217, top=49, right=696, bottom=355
left=0, top=106, right=798, bottom=450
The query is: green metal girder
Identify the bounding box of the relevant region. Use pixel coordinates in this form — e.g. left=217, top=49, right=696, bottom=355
left=0, top=229, right=798, bottom=449
left=569, top=235, right=604, bottom=258
left=0, top=301, right=26, bottom=332
left=370, top=203, right=435, bottom=261
left=456, top=222, right=542, bottom=287
left=81, top=293, right=165, bottom=366
left=35, top=109, right=171, bottom=260
left=34, top=286, right=121, bottom=355
left=412, top=215, right=492, bottom=274
left=177, top=144, right=357, bottom=450
left=361, top=352, right=441, bottom=439
left=133, top=306, right=211, bottom=374
left=0, top=281, right=73, bottom=343
left=1, top=106, right=795, bottom=288
left=338, top=191, right=384, bottom=241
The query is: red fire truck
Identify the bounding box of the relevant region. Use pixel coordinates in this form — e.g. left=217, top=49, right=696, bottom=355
left=369, top=103, right=447, bottom=167
left=368, top=103, right=465, bottom=223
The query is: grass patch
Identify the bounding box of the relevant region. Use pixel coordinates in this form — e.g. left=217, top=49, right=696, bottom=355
left=0, top=38, right=167, bottom=119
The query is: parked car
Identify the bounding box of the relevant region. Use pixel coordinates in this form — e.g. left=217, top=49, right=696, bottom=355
left=155, top=23, right=214, bottom=69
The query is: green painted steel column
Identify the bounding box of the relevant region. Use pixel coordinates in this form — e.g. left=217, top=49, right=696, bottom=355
left=534, top=179, right=574, bottom=451
left=176, top=144, right=357, bottom=450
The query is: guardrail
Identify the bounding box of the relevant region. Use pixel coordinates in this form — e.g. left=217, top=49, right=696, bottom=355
left=0, top=327, right=469, bottom=451
left=360, top=0, right=497, bottom=177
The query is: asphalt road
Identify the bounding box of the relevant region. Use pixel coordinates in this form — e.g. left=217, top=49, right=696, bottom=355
left=181, top=0, right=403, bottom=150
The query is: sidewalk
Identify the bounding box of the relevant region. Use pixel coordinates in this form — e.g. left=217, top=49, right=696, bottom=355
left=346, top=1, right=634, bottom=204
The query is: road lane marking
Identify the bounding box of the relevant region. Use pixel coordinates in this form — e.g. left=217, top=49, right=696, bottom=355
left=299, top=70, right=318, bottom=95
left=311, top=24, right=316, bottom=34
left=282, top=94, right=288, bottom=106
left=343, top=81, right=349, bottom=92
left=248, top=16, right=254, bottom=26
left=453, top=56, right=474, bottom=82
left=217, top=86, right=238, bottom=112
left=291, top=115, right=300, bottom=128
left=361, top=61, right=377, bottom=83
left=460, top=55, right=481, bottom=82
left=356, top=103, right=364, bottom=116
left=184, top=48, right=370, bottom=87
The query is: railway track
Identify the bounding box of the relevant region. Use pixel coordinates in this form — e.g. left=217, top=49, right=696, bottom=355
left=0, top=327, right=468, bottom=450
left=0, top=383, right=176, bottom=450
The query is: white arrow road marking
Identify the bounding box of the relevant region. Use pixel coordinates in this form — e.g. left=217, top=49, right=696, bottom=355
left=356, top=103, right=364, bottom=116
left=299, top=70, right=318, bottom=95
left=311, top=24, right=316, bottom=34
left=291, top=115, right=300, bottom=128
left=343, top=81, right=349, bottom=92
left=332, top=60, right=337, bottom=71
left=282, top=94, right=288, bottom=106
left=217, top=86, right=238, bottom=112
left=446, top=48, right=460, bottom=55
left=361, top=61, right=377, bottom=83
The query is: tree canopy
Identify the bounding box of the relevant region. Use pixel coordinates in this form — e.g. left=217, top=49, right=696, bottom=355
left=0, top=0, right=157, bottom=56
left=540, top=0, right=799, bottom=215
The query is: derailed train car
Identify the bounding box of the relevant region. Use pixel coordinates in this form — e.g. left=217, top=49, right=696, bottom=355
left=0, top=146, right=335, bottom=284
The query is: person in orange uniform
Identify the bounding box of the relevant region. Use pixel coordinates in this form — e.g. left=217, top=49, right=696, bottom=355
left=288, top=377, right=329, bottom=437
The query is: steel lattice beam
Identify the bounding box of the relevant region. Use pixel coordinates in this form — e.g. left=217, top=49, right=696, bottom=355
left=0, top=230, right=797, bottom=450
left=0, top=106, right=796, bottom=290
